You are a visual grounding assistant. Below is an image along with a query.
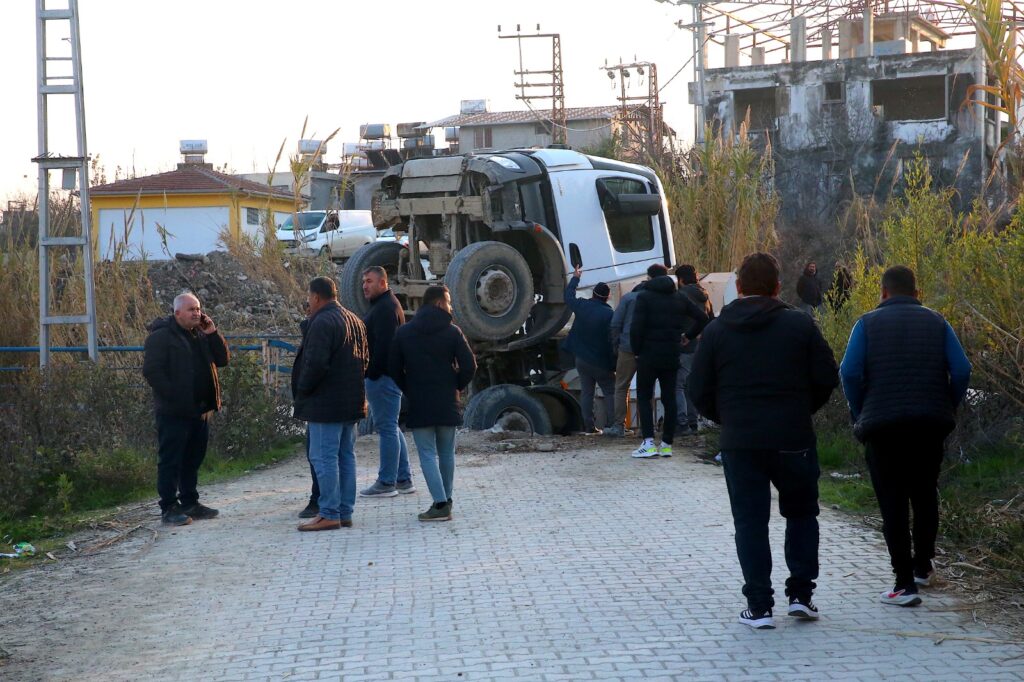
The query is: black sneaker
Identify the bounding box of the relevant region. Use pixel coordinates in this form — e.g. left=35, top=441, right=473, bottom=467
left=787, top=596, right=820, bottom=620
left=739, top=607, right=775, bottom=629
left=298, top=500, right=319, bottom=519
left=181, top=503, right=219, bottom=520
left=161, top=505, right=193, bottom=526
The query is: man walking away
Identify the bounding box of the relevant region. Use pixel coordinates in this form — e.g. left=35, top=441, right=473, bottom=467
left=359, top=266, right=416, bottom=498
left=608, top=278, right=647, bottom=437
left=796, top=261, right=823, bottom=315
left=675, top=264, right=715, bottom=435
left=293, top=277, right=369, bottom=531
left=143, top=293, right=230, bottom=526
left=629, top=264, right=709, bottom=459
left=390, top=286, right=477, bottom=522
left=689, top=253, right=839, bottom=629
left=563, top=265, right=616, bottom=434
left=840, top=265, right=971, bottom=607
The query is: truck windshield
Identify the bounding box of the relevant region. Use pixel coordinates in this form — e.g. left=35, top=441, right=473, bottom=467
left=279, top=213, right=323, bottom=231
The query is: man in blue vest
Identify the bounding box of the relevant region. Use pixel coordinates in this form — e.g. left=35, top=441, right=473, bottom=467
left=840, top=265, right=971, bottom=607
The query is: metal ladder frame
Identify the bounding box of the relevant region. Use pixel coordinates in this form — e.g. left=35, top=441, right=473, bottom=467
left=33, top=0, right=98, bottom=366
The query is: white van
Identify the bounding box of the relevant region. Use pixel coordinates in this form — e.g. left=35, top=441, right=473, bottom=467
left=275, top=210, right=376, bottom=260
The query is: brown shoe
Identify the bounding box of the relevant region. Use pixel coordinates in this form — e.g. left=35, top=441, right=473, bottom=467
left=297, top=515, right=342, bottom=532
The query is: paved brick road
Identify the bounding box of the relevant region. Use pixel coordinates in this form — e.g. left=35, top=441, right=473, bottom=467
left=1, top=434, right=1022, bottom=681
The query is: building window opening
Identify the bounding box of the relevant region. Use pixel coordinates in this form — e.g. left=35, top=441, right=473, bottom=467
left=474, top=127, right=493, bottom=149
left=824, top=81, right=844, bottom=102
left=597, top=177, right=655, bottom=254
left=871, top=75, right=946, bottom=121
left=734, top=87, right=778, bottom=131
left=246, top=207, right=260, bottom=225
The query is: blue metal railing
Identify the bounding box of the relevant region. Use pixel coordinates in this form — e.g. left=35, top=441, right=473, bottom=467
left=0, top=334, right=301, bottom=372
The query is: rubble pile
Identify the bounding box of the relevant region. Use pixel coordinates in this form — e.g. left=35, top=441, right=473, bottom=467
left=146, top=251, right=318, bottom=334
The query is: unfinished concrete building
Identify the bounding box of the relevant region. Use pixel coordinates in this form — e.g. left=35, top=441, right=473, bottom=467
left=685, top=1, right=1021, bottom=234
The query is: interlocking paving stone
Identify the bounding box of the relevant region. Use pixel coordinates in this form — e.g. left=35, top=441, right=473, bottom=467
left=1, top=435, right=1022, bottom=681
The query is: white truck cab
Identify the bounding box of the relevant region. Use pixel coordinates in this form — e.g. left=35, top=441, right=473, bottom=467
left=276, top=210, right=375, bottom=260
left=340, top=149, right=676, bottom=436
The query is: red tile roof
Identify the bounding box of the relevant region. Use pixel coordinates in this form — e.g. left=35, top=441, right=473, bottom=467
left=423, top=106, right=622, bottom=129
left=91, top=165, right=294, bottom=199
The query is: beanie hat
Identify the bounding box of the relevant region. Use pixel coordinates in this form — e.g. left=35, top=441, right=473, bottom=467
left=593, top=282, right=611, bottom=299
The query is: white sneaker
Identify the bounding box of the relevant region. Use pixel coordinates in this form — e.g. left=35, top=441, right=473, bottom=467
left=879, top=587, right=922, bottom=607
left=631, top=440, right=659, bottom=458
left=659, top=442, right=672, bottom=457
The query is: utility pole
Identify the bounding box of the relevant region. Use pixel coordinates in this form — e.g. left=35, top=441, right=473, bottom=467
left=600, top=60, right=664, bottom=162
left=33, top=0, right=98, bottom=366
left=666, top=1, right=713, bottom=143
left=498, top=25, right=568, bottom=146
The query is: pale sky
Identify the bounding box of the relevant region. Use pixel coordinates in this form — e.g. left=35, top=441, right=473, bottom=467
left=0, top=0, right=706, bottom=200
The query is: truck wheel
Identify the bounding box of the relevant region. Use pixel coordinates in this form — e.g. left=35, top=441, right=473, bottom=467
left=526, top=386, right=583, bottom=436
left=462, top=384, right=552, bottom=436
left=319, top=245, right=332, bottom=260
left=445, top=241, right=535, bottom=341
left=340, top=241, right=404, bottom=317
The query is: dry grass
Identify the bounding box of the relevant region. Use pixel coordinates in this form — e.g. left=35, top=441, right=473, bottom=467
left=661, top=121, right=779, bottom=273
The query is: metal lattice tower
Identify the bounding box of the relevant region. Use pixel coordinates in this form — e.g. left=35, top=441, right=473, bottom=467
left=601, top=60, right=666, bottom=161
left=33, top=0, right=98, bottom=366
left=499, top=25, right=568, bottom=146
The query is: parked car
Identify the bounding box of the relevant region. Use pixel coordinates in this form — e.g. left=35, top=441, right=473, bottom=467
left=275, top=210, right=375, bottom=260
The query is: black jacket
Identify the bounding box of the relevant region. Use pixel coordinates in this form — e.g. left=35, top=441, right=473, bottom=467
left=630, top=275, right=710, bottom=368
left=364, top=289, right=405, bottom=381
left=291, top=301, right=369, bottom=423
left=797, top=272, right=823, bottom=307
left=678, top=283, right=716, bottom=354
left=389, top=305, right=477, bottom=429
left=143, top=316, right=229, bottom=418
left=562, top=276, right=616, bottom=371
left=689, top=296, right=839, bottom=451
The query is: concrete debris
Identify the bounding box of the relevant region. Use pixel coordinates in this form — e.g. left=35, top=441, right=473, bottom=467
left=146, top=250, right=313, bottom=333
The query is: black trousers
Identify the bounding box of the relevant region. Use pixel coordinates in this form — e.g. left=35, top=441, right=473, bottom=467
left=306, top=428, right=320, bottom=503
left=636, top=361, right=677, bottom=444
left=864, top=424, right=945, bottom=589
left=156, top=413, right=210, bottom=512
left=721, top=447, right=821, bottom=611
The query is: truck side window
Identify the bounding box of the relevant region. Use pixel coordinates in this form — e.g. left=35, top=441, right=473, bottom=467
left=597, top=177, right=655, bottom=253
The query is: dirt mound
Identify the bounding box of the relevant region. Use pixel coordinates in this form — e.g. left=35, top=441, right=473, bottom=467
left=145, top=251, right=331, bottom=334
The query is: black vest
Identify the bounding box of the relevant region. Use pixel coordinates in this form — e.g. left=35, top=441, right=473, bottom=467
left=854, top=296, right=956, bottom=441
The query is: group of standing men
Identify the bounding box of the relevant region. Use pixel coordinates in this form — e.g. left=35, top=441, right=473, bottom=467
left=144, top=268, right=476, bottom=531
left=143, top=251, right=971, bottom=630
left=561, top=253, right=971, bottom=628
left=562, top=262, right=713, bottom=458
left=291, top=269, right=477, bottom=530
left=689, top=254, right=971, bottom=628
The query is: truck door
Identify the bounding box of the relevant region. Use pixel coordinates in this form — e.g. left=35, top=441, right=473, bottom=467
left=550, top=170, right=666, bottom=288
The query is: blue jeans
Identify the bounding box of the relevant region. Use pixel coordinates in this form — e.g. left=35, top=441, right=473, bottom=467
left=412, top=426, right=457, bottom=504
left=676, top=353, right=699, bottom=428
left=365, top=376, right=411, bottom=485
left=307, top=421, right=357, bottom=521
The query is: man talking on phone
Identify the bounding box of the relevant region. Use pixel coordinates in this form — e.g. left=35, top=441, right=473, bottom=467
left=143, top=292, right=230, bottom=525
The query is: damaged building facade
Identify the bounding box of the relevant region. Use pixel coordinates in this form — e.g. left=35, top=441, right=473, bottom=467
left=692, top=10, right=995, bottom=235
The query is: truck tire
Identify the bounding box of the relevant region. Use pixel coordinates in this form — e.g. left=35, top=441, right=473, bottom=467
left=445, top=241, right=535, bottom=341
left=340, top=241, right=404, bottom=318
left=526, top=386, right=583, bottom=436
left=462, top=384, right=553, bottom=436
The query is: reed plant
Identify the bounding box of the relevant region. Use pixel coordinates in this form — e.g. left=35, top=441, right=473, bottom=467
left=661, top=120, right=779, bottom=273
